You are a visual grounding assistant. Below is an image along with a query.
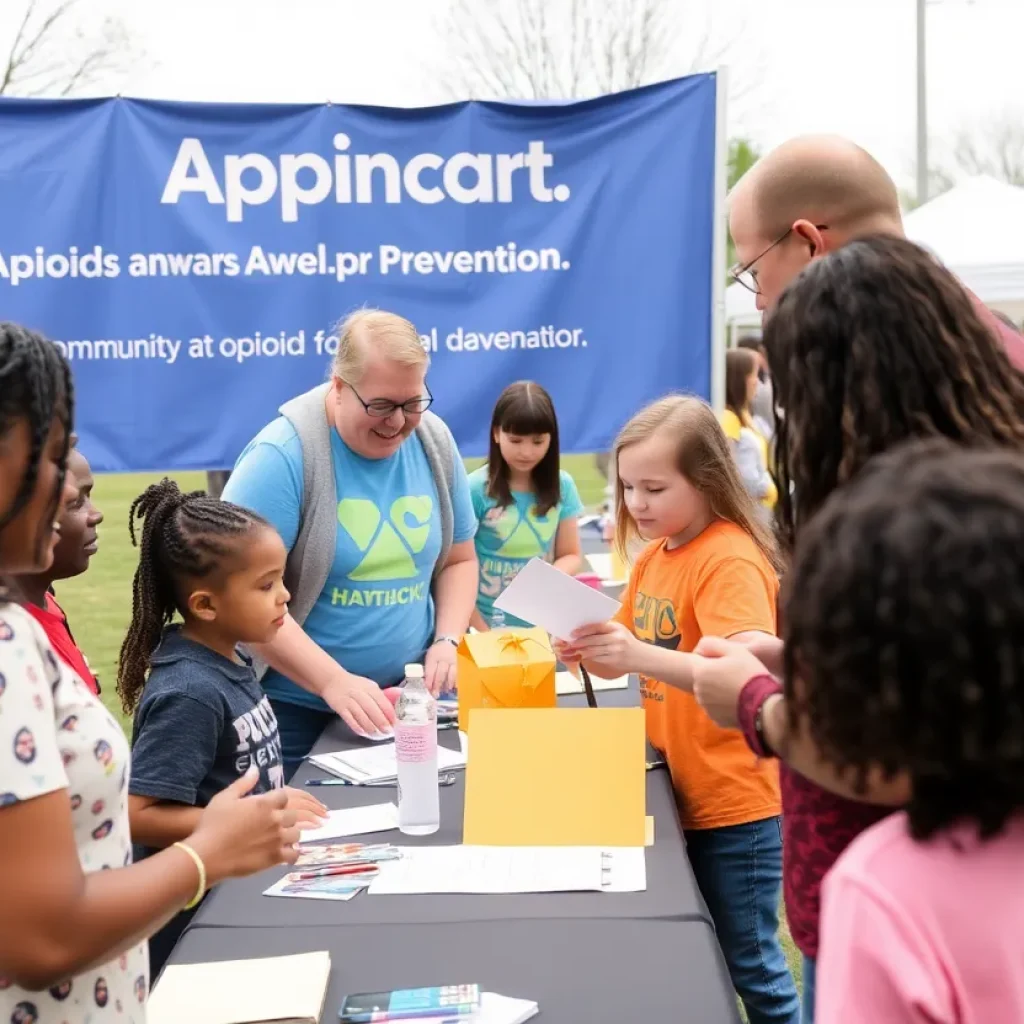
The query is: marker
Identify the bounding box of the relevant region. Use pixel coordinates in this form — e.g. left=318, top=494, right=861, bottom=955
left=288, top=864, right=380, bottom=882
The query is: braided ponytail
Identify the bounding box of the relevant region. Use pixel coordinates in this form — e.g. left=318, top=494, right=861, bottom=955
left=116, top=479, right=268, bottom=714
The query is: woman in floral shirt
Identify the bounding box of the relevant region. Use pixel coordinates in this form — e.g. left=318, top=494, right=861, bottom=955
left=0, top=324, right=301, bottom=1023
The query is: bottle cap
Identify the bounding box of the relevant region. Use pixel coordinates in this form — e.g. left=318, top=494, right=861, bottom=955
left=404, top=664, right=425, bottom=678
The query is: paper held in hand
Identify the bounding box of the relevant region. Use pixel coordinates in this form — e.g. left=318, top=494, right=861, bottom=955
left=493, top=557, right=621, bottom=639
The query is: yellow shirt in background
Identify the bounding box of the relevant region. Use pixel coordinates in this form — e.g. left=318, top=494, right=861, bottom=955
left=720, top=408, right=777, bottom=509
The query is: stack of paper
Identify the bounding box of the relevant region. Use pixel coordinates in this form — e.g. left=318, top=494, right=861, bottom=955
left=309, top=742, right=467, bottom=784
left=367, top=845, right=646, bottom=895
left=147, top=951, right=331, bottom=1024
left=423, top=993, right=538, bottom=1024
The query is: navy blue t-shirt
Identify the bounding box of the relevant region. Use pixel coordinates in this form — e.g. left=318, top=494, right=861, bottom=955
left=129, top=628, right=285, bottom=974
left=129, top=627, right=284, bottom=822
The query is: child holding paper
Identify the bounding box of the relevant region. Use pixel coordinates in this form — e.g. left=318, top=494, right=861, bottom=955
left=118, top=480, right=327, bottom=973
left=468, top=381, right=584, bottom=629
left=555, top=396, right=798, bottom=1024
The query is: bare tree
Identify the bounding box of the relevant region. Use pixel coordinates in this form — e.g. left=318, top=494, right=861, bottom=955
left=0, top=0, right=131, bottom=97
left=432, top=0, right=750, bottom=102
left=943, top=111, right=1024, bottom=188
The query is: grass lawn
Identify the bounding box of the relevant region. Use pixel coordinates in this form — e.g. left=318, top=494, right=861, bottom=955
left=54, top=452, right=799, bottom=988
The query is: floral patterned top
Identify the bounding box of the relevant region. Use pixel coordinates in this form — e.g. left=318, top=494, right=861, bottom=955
left=0, top=603, right=148, bottom=1023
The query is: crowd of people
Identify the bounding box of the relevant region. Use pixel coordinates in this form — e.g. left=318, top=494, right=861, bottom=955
left=1, top=132, right=1024, bottom=1024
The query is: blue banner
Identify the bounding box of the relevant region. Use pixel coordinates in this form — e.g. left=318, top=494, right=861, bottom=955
left=0, top=74, right=717, bottom=472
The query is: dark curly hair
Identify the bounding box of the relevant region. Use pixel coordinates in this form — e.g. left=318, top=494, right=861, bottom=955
left=764, top=235, right=1024, bottom=551
left=0, top=324, right=74, bottom=581
left=784, top=440, right=1024, bottom=841
left=116, top=479, right=269, bottom=714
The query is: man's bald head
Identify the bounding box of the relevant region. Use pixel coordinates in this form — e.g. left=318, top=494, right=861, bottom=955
left=729, top=135, right=904, bottom=312
left=742, top=135, right=902, bottom=239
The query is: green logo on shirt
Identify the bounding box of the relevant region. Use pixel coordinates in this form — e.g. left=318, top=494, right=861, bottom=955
left=494, top=505, right=559, bottom=559
left=336, top=496, right=433, bottom=581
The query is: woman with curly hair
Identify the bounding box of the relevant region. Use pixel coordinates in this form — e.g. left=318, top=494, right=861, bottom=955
left=786, top=442, right=1024, bottom=1022
left=689, top=235, right=1024, bottom=1018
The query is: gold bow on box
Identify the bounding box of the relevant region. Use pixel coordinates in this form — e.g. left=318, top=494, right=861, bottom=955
left=455, top=628, right=557, bottom=733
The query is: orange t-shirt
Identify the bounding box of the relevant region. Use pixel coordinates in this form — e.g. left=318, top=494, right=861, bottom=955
left=615, top=519, right=781, bottom=830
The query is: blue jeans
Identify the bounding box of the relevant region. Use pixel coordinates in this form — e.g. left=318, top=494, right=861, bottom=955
left=685, top=817, right=800, bottom=1024
left=270, top=698, right=335, bottom=780
left=802, top=956, right=816, bottom=1023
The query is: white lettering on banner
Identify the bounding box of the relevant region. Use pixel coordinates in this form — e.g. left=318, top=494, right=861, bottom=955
left=161, top=134, right=571, bottom=222
left=379, top=243, right=566, bottom=276
left=0, top=246, right=120, bottom=287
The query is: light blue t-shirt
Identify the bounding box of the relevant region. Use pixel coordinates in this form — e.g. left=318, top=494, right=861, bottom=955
left=223, top=417, right=476, bottom=710
left=469, top=465, right=583, bottom=626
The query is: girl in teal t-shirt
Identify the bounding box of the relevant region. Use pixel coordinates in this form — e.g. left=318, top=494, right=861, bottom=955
left=468, top=381, right=584, bottom=629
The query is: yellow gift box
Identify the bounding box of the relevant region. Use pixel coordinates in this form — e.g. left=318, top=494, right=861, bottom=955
left=456, top=627, right=557, bottom=732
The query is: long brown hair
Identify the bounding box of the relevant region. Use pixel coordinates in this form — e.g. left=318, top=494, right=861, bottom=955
left=612, top=395, right=782, bottom=573
left=486, top=381, right=561, bottom=515
left=725, top=348, right=757, bottom=421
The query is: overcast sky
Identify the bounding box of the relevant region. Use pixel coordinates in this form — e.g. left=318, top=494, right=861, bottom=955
left=21, top=0, right=1024, bottom=189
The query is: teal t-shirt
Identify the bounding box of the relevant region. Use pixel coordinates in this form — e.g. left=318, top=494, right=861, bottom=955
left=468, top=465, right=583, bottom=626
left=223, top=416, right=476, bottom=710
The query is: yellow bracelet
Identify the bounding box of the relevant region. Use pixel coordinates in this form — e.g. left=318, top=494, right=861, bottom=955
left=173, top=841, right=207, bottom=910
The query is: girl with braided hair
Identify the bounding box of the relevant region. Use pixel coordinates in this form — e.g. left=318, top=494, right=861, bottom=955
left=120, top=479, right=327, bottom=973
left=688, top=236, right=1024, bottom=1020
left=0, top=324, right=301, bottom=1023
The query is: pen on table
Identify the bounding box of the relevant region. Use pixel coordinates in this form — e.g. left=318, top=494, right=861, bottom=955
left=288, top=864, right=381, bottom=881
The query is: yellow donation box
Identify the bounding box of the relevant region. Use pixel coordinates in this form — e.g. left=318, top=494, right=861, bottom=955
left=456, top=628, right=557, bottom=733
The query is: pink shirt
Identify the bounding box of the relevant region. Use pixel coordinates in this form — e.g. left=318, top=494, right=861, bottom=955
left=818, top=812, right=1024, bottom=1023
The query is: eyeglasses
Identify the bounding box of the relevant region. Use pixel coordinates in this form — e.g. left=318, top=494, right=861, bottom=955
left=730, top=224, right=829, bottom=295
left=341, top=379, right=434, bottom=418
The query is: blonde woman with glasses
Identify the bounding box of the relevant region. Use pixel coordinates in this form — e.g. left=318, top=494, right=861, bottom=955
left=223, top=310, right=478, bottom=776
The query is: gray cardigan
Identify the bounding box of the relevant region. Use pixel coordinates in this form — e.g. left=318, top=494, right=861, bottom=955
left=250, top=382, right=456, bottom=682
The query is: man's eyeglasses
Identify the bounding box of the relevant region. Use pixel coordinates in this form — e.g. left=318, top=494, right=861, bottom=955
left=730, top=224, right=828, bottom=295
left=341, top=378, right=434, bottom=418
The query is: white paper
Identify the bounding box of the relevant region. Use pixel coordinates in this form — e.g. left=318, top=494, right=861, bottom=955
left=309, top=742, right=467, bottom=783
left=148, top=951, right=330, bottom=1024
left=555, top=670, right=630, bottom=696
left=494, top=557, right=621, bottom=639
left=262, top=875, right=364, bottom=901
left=368, top=845, right=605, bottom=895
left=298, top=803, right=399, bottom=844
left=600, top=847, right=648, bottom=892
left=415, top=993, right=539, bottom=1024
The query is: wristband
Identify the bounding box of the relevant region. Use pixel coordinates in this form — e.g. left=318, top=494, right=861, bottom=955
left=737, top=674, right=784, bottom=758
left=173, top=841, right=207, bottom=909
left=433, top=634, right=460, bottom=648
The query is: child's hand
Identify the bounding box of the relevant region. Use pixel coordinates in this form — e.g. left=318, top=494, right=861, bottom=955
left=551, top=636, right=582, bottom=665
left=283, top=786, right=329, bottom=828
left=567, top=621, right=638, bottom=676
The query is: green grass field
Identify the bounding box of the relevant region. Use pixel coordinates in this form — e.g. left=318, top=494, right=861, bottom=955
left=54, top=453, right=798, bottom=992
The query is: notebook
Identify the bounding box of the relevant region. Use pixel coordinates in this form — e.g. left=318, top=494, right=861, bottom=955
left=147, top=951, right=331, bottom=1024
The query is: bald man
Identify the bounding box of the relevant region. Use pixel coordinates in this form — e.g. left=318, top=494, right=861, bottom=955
left=729, top=134, right=1024, bottom=367
left=707, top=135, right=1024, bottom=1023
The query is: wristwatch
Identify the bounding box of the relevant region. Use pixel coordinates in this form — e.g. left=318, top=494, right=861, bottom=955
left=433, top=634, right=460, bottom=648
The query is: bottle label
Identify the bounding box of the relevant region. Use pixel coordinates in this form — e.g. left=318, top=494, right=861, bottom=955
left=395, top=722, right=437, bottom=763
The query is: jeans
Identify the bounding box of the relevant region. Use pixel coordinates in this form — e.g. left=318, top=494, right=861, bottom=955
left=802, top=955, right=816, bottom=1024
left=270, top=698, right=336, bottom=780
left=685, top=817, right=800, bottom=1024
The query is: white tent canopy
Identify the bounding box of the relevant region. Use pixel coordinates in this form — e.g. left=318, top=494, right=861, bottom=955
left=724, top=175, right=1024, bottom=338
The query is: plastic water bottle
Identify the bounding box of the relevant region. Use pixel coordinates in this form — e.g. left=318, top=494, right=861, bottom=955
left=491, top=608, right=506, bottom=630
left=395, top=663, right=440, bottom=836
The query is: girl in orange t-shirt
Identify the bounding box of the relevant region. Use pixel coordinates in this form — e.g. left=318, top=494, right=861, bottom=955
left=557, top=396, right=799, bottom=1024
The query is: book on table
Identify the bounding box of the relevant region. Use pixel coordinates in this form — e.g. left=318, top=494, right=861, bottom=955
left=146, top=950, right=331, bottom=1024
